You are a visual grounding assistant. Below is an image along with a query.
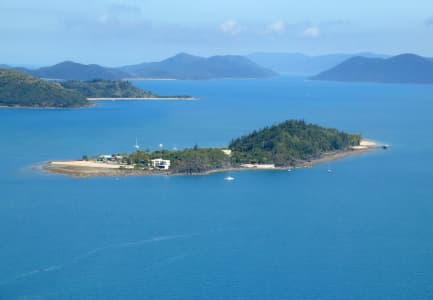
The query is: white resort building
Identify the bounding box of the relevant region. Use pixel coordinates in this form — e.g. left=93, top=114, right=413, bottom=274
left=151, top=158, right=171, bottom=170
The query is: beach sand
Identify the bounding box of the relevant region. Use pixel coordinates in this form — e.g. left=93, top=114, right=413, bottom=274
left=49, top=161, right=133, bottom=169
left=42, top=140, right=380, bottom=179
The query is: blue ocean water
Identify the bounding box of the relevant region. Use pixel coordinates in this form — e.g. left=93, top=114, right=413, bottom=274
left=1, top=77, right=433, bottom=299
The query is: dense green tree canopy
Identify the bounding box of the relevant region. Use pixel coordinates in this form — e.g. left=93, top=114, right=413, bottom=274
left=114, top=120, right=362, bottom=174
left=0, top=69, right=89, bottom=108
left=60, top=80, right=158, bottom=98
left=229, top=120, right=361, bottom=165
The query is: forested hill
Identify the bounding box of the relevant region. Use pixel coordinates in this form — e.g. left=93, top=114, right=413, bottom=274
left=229, top=120, right=361, bottom=165
left=60, top=80, right=159, bottom=98
left=0, top=69, right=89, bottom=108
left=120, top=53, right=278, bottom=79
left=311, top=54, right=433, bottom=84
left=92, top=120, right=362, bottom=175
left=30, top=61, right=128, bottom=81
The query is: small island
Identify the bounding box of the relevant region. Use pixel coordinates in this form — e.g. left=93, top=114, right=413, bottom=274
left=44, top=120, right=381, bottom=178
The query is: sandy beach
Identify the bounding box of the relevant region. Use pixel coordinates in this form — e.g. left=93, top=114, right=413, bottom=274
left=43, top=140, right=380, bottom=178
left=49, top=160, right=134, bottom=169
left=44, top=161, right=150, bottom=178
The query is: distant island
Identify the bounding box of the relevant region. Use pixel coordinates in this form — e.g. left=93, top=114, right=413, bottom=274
left=247, top=52, right=388, bottom=75
left=2, top=53, right=278, bottom=81
left=311, top=54, right=433, bottom=84
left=10, top=61, right=128, bottom=81
left=0, top=69, right=90, bottom=108
left=120, top=53, right=278, bottom=80
left=44, top=120, right=381, bottom=178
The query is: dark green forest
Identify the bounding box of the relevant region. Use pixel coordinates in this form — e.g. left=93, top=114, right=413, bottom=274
left=60, top=80, right=158, bottom=98
left=102, top=120, right=361, bottom=174
left=0, top=69, right=89, bottom=108
left=122, top=148, right=231, bottom=174
left=229, top=120, right=361, bottom=165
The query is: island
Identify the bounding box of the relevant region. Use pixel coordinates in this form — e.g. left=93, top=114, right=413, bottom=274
left=0, top=69, right=90, bottom=108
left=311, top=54, right=433, bottom=84
left=0, top=70, right=195, bottom=109
left=120, top=53, right=278, bottom=80
left=43, top=120, right=382, bottom=178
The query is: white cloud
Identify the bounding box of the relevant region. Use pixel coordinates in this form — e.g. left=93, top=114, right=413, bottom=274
left=97, top=14, right=110, bottom=24
left=267, top=20, right=286, bottom=33
left=301, top=26, right=320, bottom=38
left=107, top=3, right=142, bottom=20
left=95, top=3, right=142, bottom=25
left=219, top=20, right=242, bottom=35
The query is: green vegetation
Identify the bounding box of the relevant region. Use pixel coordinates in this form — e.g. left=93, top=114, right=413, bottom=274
left=229, top=120, right=361, bottom=166
left=165, top=148, right=231, bottom=174
left=106, top=148, right=231, bottom=174
left=0, top=69, right=89, bottom=108
left=0, top=70, right=190, bottom=108
left=89, top=120, right=362, bottom=174
left=60, top=80, right=159, bottom=98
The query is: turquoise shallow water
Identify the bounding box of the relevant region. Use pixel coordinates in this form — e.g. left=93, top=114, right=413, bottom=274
left=1, top=77, right=433, bottom=299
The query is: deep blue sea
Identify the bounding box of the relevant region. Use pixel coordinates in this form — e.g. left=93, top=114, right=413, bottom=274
left=1, top=77, right=433, bottom=300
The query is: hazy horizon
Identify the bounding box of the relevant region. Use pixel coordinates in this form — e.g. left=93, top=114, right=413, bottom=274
left=2, top=0, right=433, bottom=66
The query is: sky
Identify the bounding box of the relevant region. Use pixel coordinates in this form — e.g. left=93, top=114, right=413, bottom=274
left=1, top=0, right=433, bottom=66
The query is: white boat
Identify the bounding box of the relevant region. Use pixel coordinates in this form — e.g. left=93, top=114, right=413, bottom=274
left=327, top=169, right=333, bottom=173
left=224, top=176, right=235, bottom=181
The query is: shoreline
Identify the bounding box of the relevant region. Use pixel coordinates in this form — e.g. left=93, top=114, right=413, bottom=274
left=87, top=97, right=198, bottom=101
left=0, top=97, right=197, bottom=109
left=0, top=103, right=96, bottom=110
left=42, top=145, right=378, bottom=179
left=122, top=78, right=178, bottom=81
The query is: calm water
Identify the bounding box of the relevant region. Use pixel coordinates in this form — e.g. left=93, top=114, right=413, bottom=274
left=1, top=77, right=433, bottom=299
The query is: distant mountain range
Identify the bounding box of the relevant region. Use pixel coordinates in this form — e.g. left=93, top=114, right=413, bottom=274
left=120, top=53, right=277, bottom=79
left=1, top=53, right=277, bottom=81
left=311, top=54, right=433, bottom=84
left=247, top=52, right=388, bottom=75
left=4, top=52, right=433, bottom=84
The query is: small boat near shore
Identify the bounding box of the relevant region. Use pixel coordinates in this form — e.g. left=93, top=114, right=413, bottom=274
left=224, top=176, right=235, bottom=181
